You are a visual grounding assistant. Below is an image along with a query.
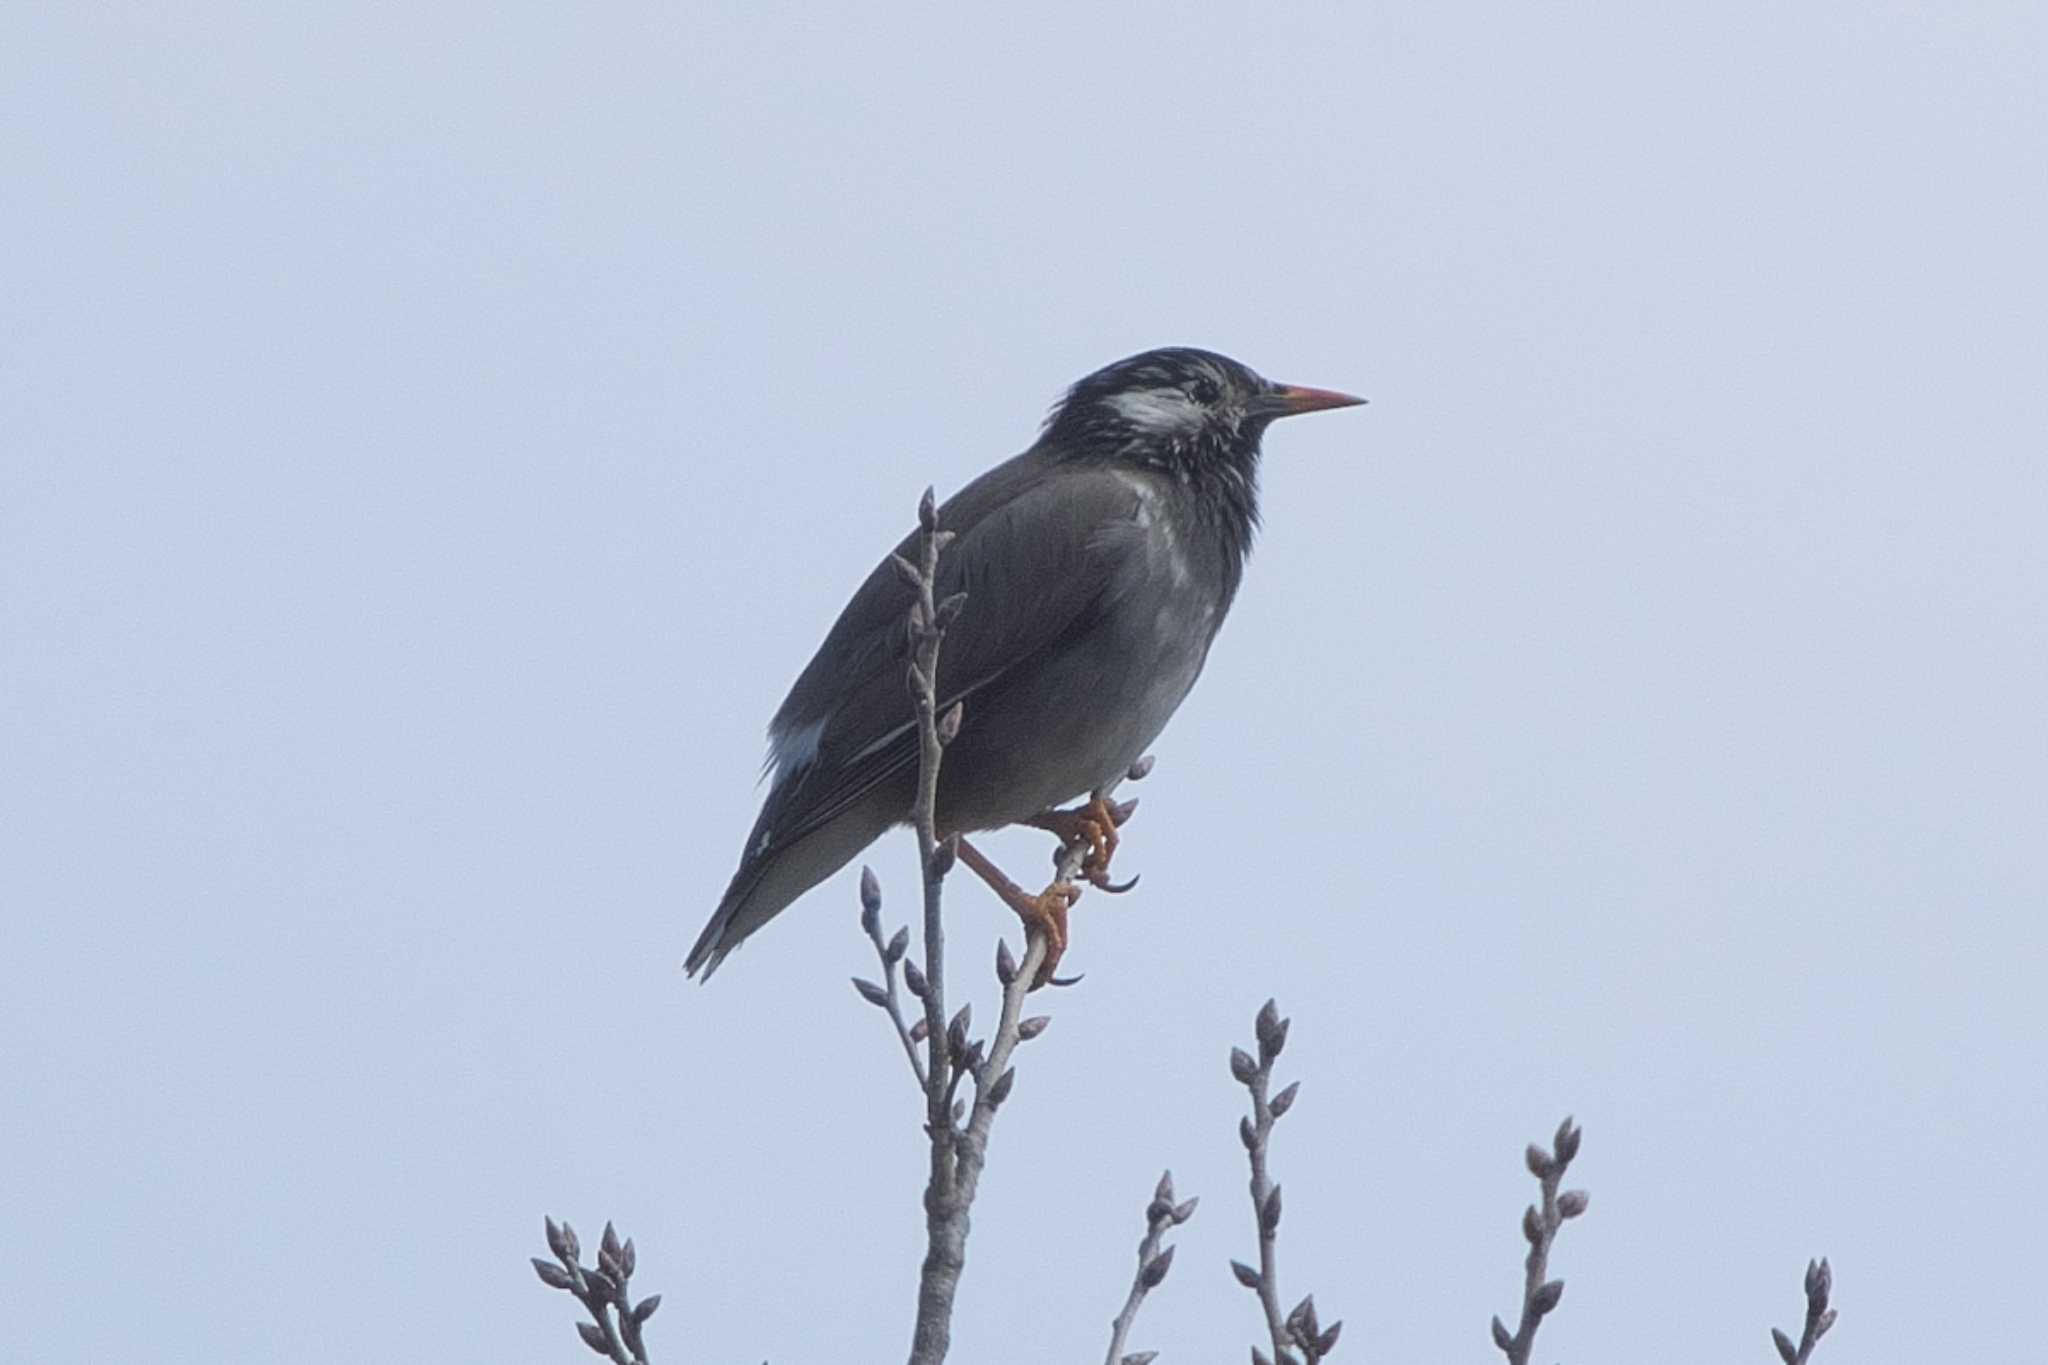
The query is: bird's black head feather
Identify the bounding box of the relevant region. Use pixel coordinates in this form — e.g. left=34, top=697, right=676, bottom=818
left=1040, top=346, right=1275, bottom=554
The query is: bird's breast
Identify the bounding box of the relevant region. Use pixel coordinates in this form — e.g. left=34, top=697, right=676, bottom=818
left=1104, top=476, right=1230, bottom=736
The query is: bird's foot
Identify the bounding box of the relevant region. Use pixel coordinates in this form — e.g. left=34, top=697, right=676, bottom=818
left=956, top=836, right=1084, bottom=988
left=1014, top=881, right=1081, bottom=987
left=1027, top=794, right=1139, bottom=893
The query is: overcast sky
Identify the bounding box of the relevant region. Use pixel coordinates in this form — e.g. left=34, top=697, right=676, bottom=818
left=4, top=4, right=2043, bottom=1362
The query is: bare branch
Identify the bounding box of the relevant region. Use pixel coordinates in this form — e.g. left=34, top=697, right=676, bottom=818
left=906, top=487, right=962, bottom=1365
left=853, top=865, right=928, bottom=1091
left=533, top=1217, right=659, bottom=1365
left=1770, top=1258, right=1839, bottom=1364
left=1103, top=1170, right=1196, bottom=1365
left=1230, top=1000, right=1342, bottom=1365
left=1488, top=1117, right=1587, bottom=1365
left=906, top=837, right=1079, bottom=1363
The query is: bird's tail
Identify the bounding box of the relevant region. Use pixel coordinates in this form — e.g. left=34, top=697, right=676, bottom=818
left=684, top=863, right=764, bottom=981
left=686, top=799, right=897, bottom=980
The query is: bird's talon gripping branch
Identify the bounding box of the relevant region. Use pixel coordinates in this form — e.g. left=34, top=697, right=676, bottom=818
left=1029, top=793, right=1136, bottom=893
left=954, top=836, right=1085, bottom=987
left=1018, top=881, right=1081, bottom=988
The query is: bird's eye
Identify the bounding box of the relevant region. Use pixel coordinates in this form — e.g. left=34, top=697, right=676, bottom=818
left=1189, top=377, right=1221, bottom=405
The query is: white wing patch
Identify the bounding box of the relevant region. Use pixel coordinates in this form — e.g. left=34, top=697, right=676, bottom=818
left=766, top=716, right=825, bottom=787
left=752, top=716, right=824, bottom=859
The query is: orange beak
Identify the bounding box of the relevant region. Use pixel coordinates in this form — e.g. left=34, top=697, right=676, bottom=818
left=1258, top=383, right=1368, bottom=418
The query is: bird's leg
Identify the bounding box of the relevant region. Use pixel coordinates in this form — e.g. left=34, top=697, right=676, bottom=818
left=954, top=836, right=1081, bottom=988
left=1024, top=794, right=1138, bottom=893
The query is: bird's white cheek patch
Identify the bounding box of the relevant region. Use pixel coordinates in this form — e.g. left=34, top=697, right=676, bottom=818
left=1106, top=388, right=1201, bottom=435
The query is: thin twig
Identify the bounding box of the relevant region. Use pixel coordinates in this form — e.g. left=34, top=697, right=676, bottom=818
left=955, top=836, right=1071, bottom=1158
left=1489, top=1118, right=1588, bottom=1365
left=1770, top=1258, right=1839, bottom=1364
left=532, top=1217, right=660, bottom=1365
left=1229, top=1000, right=1341, bottom=1365
left=906, top=841, right=1076, bottom=1364
left=1102, top=1170, right=1196, bottom=1365
left=853, top=865, right=927, bottom=1091
left=905, top=486, right=963, bottom=1365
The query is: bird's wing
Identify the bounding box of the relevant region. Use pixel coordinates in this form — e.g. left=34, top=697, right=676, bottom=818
left=743, top=455, right=1144, bottom=857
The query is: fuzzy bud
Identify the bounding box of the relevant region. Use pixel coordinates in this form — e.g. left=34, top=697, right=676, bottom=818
left=1260, top=1185, right=1283, bottom=1235
left=546, top=1217, right=579, bottom=1263
left=928, top=834, right=958, bottom=880
left=858, top=866, right=882, bottom=932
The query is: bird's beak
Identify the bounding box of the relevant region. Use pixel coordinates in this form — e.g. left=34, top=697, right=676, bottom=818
left=1254, top=383, right=1368, bottom=419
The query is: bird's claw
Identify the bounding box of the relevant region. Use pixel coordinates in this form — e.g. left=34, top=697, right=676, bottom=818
left=1031, top=793, right=1140, bottom=894
left=1017, top=880, right=1081, bottom=989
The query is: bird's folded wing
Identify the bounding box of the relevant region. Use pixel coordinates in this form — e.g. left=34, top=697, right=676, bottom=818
left=744, top=459, right=1145, bottom=855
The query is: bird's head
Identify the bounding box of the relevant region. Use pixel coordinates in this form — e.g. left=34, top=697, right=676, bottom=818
left=1040, top=347, right=1362, bottom=480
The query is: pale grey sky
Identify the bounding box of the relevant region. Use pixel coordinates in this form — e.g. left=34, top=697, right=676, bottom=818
left=4, top=4, right=2043, bottom=1362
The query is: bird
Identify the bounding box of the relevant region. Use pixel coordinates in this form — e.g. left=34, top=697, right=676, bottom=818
left=686, top=346, right=1363, bottom=982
